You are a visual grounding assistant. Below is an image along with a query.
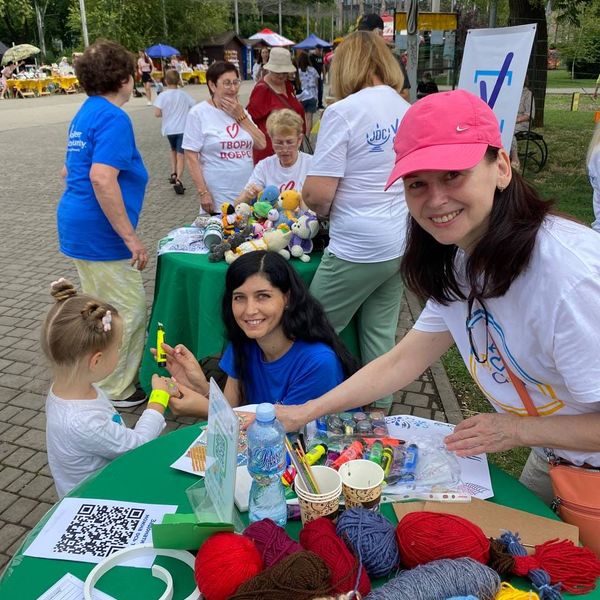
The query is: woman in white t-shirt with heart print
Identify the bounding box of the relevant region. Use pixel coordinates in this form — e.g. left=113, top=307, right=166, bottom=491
left=182, top=61, right=266, bottom=214
left=235, top=109, right=312, bottom=205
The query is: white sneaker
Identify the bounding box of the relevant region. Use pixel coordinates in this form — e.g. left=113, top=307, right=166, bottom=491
left=147, top=101, right=152, bottom=106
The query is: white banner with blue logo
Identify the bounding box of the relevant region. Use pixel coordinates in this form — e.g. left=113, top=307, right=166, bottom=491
left=458, top=24, right=536, bottom=150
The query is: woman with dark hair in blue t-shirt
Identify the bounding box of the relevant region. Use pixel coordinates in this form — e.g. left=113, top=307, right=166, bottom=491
left=155, top=251, right=358, bottom=417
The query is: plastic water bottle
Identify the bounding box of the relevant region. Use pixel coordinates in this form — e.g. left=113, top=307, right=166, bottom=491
left=247, top=403, right=287, bottom=526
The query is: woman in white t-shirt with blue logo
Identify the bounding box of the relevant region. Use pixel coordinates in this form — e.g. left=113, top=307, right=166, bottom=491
left=302, top=31, right=410, bottom=409
left=235, top=109, right=312, bottom=205
left=182, top=61, right=266, bottom=214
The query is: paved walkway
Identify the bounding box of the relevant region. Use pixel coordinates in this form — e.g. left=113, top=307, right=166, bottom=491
left=0, top=81, right=460, bottom=570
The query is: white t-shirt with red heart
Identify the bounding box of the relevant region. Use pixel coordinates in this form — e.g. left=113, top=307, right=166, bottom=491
left=182, top=101, right=255, bottom=212
left=246, top=151, right=312, bottom=195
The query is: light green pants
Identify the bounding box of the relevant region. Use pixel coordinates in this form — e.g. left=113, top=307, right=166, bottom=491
left=309, top=249, right=404, bottom=408
left=74, top=259, right=147, bottom=401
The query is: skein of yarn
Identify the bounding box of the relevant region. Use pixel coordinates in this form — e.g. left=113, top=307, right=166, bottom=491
left=365, top=557, right=501, bottom=600
left=497, top=532, right=600, bottom=598
left=243, top=518, right=303, bottom=568
left=336, top=508, right=399, bottom=578
left=396, top=512, right=490, bottom=568
left=300, top=517, right=371, bottom=597
left=229, top=550, right=331, bottom=600
left=194, top=532, right=263, bottom=600
left=496, top=582, right=540, bottom=600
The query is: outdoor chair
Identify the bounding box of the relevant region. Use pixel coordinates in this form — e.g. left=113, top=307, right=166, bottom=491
left=516, top=130, right=548, bottom=173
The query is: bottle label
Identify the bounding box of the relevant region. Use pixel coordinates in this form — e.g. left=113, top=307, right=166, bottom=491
left=249, top=444, right=285, bottom=475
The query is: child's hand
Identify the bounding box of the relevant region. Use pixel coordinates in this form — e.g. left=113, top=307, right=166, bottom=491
left=150, top=342, right=207, bottom=393
left=168, top=381, right=208, bottom=418
left=151, top=374, right=175, bottom=393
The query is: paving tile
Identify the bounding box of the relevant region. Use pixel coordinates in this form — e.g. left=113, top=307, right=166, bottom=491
left=10, top=392, right=45, bottom=411
left=0, top=425, right=28, bottom=444
left=21, top=502, right=53, bottom=529
left=19, top=475, right=54, bottom=501
left=0, top=497, right=38, bottom=524
left=403, top=392, right=430, bottom=408
left=0, top=387, right=19, bottom=404
left=20, top=452, right=48, bottom=473
left=2, top=447, right=35, bottom=468
left=0, top=524, right=26, bottom=554
left=12, top=429, right=46, bottom=452
left=0, top=492, right=19, bottom=514
left=7, top=407, right=38, bottom=427
left=5, top=472, right=35, bottom=494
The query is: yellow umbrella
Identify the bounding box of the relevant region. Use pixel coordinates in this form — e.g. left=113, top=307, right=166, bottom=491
left=1, top=44, right=40, bottom=66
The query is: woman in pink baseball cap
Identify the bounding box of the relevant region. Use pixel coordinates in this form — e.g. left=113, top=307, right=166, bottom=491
left=276, top=89, right=600, bottom=511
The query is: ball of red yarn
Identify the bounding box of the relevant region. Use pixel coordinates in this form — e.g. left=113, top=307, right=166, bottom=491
left=243, top=518, right=303, bottom=567
left=396, top=512, right=490, bottom=568
left=195, top=532, right=263, bottom=600
left=300, top=517, right=371, bottom=597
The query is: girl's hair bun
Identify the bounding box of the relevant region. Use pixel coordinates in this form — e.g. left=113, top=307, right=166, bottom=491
left=80, top=301, right=110, bottom=334
left=50, top=278, right=77, bottom=302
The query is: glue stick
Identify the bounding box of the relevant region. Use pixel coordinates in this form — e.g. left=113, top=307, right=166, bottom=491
left=304, top=443, right=327, bottom=466
left=332, top=440, right=365, bottom=470
left=156, top=323, right=167, bottom=367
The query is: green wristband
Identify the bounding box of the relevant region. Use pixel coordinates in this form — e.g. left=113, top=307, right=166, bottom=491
left=149, top=388, right=170, bottom=408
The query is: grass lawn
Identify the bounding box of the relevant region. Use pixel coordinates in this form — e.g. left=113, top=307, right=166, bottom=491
left=440, top=89, right=597, bottom=478
left=546, top=68, right=596, bottom=89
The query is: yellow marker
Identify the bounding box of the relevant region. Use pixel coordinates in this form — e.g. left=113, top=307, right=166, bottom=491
left=156, top=323, right=167, bottom=367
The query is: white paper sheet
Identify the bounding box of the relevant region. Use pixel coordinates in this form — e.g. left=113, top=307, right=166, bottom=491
left=24, top=498, right=177, bottom=567
left=36, top=573, right=116, bottom=600
left=171, top=405, right=258, bottom=477
left=384, top=414, right=494, bottom=500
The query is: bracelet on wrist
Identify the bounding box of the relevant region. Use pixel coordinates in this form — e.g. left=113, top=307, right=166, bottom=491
left=149, top=388, right=170, bottom=408
left=197, top=189, right=208, bottom=197
left=236, top=113, right=248, bottom=124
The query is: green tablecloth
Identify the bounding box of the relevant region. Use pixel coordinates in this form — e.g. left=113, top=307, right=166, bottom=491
left=139, top=251, right=359, bottom=393
left=1, top=426, right=598, bottom=599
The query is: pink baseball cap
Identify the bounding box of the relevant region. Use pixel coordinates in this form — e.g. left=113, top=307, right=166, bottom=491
left=386, top=89, right=503, bottom=189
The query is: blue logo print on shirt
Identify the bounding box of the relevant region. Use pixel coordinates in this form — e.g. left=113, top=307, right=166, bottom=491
left=366, top=117, right=400, bottom=153
left=112, top=413, right=123, bottom=425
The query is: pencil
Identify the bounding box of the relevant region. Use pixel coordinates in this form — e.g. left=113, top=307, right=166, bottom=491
left=296, top=440, right=321, bottom=494
left=285, top=437, right=310, bottom=492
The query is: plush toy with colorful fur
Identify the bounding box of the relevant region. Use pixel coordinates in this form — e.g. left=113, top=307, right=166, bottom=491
left=288, top=211, right=319, bottom=262
left=276, top=190, right=301, bottom=227
left=224, top=227, right=291, bottom=264
left=221, top=203, right=236, bottom=236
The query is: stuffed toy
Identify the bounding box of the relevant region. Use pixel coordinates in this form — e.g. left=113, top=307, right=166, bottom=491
left=234, top=202, right=252, bottom=229
left=263, top=208, right=280, bottom=231
left=225, top=227, right=291, bottom=264
left=288, top=212, right=320, bottom=262
left=209, top=225, right=252, bottom=262
left=252, top=201, right=272, bottom=223
left=276, top=190, right=301, bottom=227
left=192, top=215, right=213, bottom=229
left=221, top=203, right=237, bottom=236
left=258, top=185, right=280, bottom=206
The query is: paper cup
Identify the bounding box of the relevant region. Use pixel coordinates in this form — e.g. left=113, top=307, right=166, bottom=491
left=294, top=466, right=342, bottom=524
left=339, top=460, right=385, bottom=511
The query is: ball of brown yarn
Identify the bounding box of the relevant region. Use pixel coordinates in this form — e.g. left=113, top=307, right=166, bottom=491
left=229, top=550, right=331, bottom=600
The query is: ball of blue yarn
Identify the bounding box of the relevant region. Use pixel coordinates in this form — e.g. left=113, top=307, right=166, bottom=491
left=336, top=508, right=399, bottom=578
left=365, top=558, right=500, bottom=600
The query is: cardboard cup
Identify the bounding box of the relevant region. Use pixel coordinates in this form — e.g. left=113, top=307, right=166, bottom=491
left=294, top=466, right=342, bottom=499
left=294, top=466, right=342, bottom=524
left=339, top=460, right=385, bottom=511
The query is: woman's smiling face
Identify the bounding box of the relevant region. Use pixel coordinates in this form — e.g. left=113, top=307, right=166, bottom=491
left=403, top=149, right=511, bottom=252
left=231, top=274, right=288, bottom=341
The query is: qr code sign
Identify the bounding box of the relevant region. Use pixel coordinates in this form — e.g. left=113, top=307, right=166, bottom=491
left=53, top=503, right=146, bottom=557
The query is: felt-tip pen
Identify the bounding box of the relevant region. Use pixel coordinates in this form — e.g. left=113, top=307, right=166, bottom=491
left=156, top=323, right=167, bottom=367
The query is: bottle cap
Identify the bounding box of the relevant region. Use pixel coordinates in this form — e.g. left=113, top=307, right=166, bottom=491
left=255, top=402, right=275, bottom=422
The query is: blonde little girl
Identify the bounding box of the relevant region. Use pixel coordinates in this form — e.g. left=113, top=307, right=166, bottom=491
left=42, top=278, right=170, bottom=498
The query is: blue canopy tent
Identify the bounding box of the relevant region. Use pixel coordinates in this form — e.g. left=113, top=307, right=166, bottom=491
left=146, top=44, right=180, bottom=58
left=294, top=34, right=331, bottom=50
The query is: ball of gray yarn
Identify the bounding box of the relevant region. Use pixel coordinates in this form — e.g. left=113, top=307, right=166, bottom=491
left=365, top=558, right=501, bottom=600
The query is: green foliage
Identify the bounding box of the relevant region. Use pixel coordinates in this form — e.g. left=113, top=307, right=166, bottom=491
left=66, top=0, right=230, bottom=52
left=559, top=4, right=600, bottom=77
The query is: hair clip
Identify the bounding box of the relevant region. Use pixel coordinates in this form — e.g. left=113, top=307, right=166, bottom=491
left=102, top=310, right=112, bottom=332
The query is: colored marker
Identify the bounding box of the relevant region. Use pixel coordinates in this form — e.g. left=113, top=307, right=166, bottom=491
left=399, top=443, right=419, bottom=482
left=156, top=323, right=167, bottom=367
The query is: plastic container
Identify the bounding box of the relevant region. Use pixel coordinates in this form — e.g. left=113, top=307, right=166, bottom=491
left=247, top=403, right=287, bottom=526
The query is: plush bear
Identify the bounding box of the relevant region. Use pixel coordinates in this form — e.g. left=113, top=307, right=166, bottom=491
left=234, top=202, right=252, bottom=229
left=263, top=208, right=280, bottom=231
left=276, top=190, right=301, bottom=227
left=258, top=185, right=280, bottom=206
left=225, top=227, right=291, bottom=264
left=209, top=225, right=252, bottom=262
left=288, top=211, right=320, bottom=262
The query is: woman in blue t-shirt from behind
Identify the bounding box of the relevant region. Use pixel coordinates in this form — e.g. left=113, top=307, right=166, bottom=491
left=157, top=251, right=357, bottom=417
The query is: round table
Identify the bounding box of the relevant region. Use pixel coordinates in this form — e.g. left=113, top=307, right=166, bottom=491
left=1, top=426, right=597, bottom=599
left=138, top=251, right=360, bottom=393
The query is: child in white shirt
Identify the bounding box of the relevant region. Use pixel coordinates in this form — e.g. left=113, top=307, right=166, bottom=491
left=42, top=278, right=171, bottom=498
left=154, top=69, right=195, bottom=195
